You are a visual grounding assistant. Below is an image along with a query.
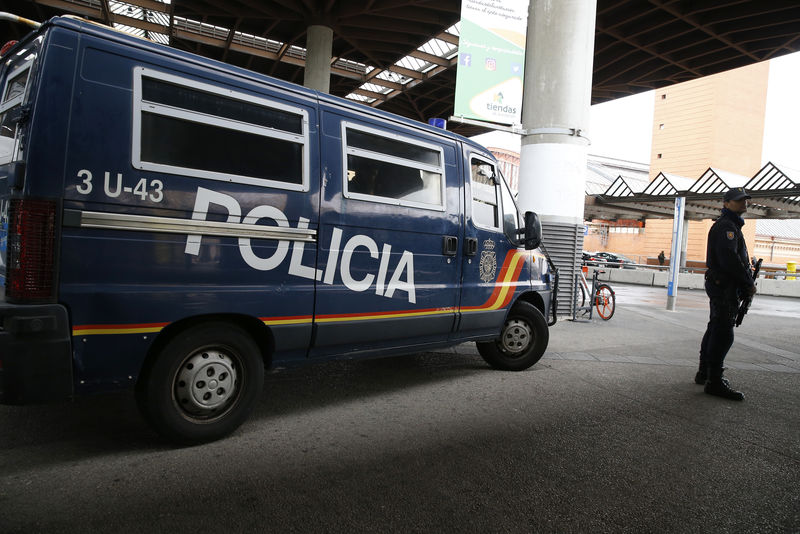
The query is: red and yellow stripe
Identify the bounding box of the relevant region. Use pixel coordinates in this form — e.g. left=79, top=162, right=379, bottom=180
left=72, top=250, right=532, bottom=336
left=260, top=315, right=313, bottom=326
left=314, top=306, right=455, bottom=323
left=460, top=249, right=530, bottom=314
left=71, top=309, right=455, bottom=336
left=72, top=322, right=169, bottom=336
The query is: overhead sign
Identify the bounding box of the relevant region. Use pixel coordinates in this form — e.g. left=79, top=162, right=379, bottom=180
left=454, top=0, right=529, bottom=126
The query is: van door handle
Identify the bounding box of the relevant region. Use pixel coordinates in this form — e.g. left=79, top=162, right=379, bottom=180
left=442, top=235, right=458, bottom=256
left=465, top=237, right=478, bottom=256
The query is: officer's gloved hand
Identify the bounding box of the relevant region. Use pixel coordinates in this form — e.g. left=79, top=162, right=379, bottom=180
left=746, top=285, right=757, bottom=297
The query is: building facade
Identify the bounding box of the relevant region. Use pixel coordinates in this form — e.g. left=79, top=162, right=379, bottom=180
left=645, top=60, right=770, bottom=264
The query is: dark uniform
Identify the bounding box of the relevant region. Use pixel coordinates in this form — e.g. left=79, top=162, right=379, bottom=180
left=698, top=188, right=755, bottom=400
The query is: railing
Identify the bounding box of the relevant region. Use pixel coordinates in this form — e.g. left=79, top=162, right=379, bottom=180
left=583, top=260, right=668, bottom=270
left=232, top=32, right=283, bottom=55
left=582, top=260, right=798, bottom=279
left=757, top=271, right=798, bottom=280
left=173, top=17, right=229, bottom=41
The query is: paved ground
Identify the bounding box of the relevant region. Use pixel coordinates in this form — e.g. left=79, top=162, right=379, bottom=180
left=1, top=284, right=798, bottom=533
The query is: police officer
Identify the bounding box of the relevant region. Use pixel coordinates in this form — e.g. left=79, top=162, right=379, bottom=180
left=697, top=187, right=756, bottom=400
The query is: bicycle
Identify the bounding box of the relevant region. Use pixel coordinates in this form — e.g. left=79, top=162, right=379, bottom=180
left=573, top=265, right=616, bottom=321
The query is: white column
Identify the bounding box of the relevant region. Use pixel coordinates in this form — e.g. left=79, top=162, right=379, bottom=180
left=304, top=25, right=333, bottom=93
left=517, top=0, right=596, bottom=223
left=517, top=0, right=597, bottom=316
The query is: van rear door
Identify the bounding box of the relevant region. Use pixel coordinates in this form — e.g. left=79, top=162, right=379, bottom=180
left=0, top=198, right=6, bottom=289
left=311, top=111, right=462, bottom=356
left=0, top=37, right=42, bottom=296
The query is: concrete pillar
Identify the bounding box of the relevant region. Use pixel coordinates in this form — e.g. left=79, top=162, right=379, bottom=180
left=304, top=24, right=333, bottom=93
left=518, top=0, right=597, bottom=314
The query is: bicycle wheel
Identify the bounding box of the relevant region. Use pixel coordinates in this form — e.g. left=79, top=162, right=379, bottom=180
left=594, top=284, right=615, bottom=320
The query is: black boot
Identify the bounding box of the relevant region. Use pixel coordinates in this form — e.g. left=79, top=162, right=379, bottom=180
left=704, top=377, right=744, bottom=401
left=695, top=365, right=728, bottom=385
left=694, top=363, right=707, bottom=385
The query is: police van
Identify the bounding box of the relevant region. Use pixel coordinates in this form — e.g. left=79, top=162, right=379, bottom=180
left=0, top=16, right=555, bottom=443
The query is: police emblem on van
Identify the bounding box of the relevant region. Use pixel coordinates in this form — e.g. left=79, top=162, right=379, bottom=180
left=479, top=239, right=497, bottom=283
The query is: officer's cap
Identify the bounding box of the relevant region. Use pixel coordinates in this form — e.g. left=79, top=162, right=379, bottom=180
left=723, top=187, right=751, bottom=202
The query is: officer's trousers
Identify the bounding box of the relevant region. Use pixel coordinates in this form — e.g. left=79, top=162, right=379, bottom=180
left=699, top=280, right=739, bottom=375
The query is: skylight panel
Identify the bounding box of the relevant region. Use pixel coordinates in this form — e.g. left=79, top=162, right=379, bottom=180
left=346, top=94, right=375, bottom=104
left=360, top=82, right=392, bottom=94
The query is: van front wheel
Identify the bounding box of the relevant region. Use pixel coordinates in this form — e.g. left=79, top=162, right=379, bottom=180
left=136, top=322, right=264, bottom=444
left=477, top=302, right=549, bottom=371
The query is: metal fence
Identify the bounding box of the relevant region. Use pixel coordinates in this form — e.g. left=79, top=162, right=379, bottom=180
left=582, top=260, right=798, bottom=279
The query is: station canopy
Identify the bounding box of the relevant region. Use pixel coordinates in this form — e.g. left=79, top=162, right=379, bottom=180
left=585, top=162, right=800, bottom=221
left=2, top=1, right=800, bottom=137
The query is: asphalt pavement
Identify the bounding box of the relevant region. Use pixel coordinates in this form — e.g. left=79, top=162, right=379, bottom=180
left=1, top=284, right=798, bottom=533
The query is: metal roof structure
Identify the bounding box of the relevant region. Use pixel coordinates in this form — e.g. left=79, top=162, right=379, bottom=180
left=756, top=218, right=800, bottom=240
left=586, top=154, right=649, bottom=195
left=2, top=1, right=800, bottom=136
left=585, top=162, right=800, bottom=221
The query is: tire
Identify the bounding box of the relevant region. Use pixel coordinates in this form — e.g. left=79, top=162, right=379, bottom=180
left=477, top=302, right=549, bottom=371
left=594, top=284, right=616, bottom=320
left=136, top=322, right=264, bottom=444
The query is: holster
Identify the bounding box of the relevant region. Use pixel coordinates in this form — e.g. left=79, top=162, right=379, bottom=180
left=705, top=270, right=722, bottom=286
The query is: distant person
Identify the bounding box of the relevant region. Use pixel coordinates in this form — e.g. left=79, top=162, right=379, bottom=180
left=697, top=187, right=756, bottom=400
left=658, top=250, right=666, bottom=266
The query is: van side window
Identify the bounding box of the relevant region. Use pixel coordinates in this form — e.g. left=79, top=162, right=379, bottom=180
left=343, top=124, right=445, bottom=210
left=133, top=68, right=309, bottom=190
left=471, top=157, right=501, bottom=230
left=3, top=68, right=29, bottom=103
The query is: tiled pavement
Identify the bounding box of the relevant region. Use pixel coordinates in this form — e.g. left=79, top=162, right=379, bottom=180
left=519, top=282, right=800, bottom=373
left=447, top=281, right=800, bottom=374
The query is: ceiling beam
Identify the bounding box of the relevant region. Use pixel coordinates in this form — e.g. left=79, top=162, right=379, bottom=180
left=647, top=0, right=761, bottom=62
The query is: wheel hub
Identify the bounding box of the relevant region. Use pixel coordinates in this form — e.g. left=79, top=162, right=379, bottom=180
left=500, top=318, right=532, bottom=355
left=175, top=350, right=238, bottom=415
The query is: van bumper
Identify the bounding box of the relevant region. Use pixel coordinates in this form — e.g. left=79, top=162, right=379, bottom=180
left=0, top=302, right=73, bottom=404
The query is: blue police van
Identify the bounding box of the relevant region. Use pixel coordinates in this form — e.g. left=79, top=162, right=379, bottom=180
left=0, top=16, right=555, bottom=443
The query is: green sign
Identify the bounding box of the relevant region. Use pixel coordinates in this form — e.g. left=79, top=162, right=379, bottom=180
left=455, top=0, right=529, bottom=126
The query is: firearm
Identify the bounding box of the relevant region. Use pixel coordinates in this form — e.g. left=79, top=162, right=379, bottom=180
left=735, top=258, right=762, bottom=327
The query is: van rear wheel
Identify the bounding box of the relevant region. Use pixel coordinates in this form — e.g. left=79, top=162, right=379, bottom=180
left=477, top=302, right=549, bottom=371
left=136, top=322, right=264, bottom=444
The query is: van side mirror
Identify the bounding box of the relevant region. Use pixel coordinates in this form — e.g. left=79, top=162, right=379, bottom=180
left=522, top=211, right=542, bottom=250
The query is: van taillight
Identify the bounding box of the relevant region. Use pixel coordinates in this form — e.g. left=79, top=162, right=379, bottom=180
left=7, top=199, right=57, bottom=302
